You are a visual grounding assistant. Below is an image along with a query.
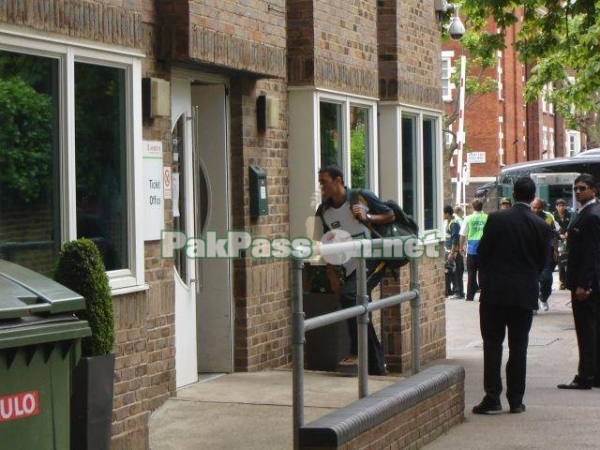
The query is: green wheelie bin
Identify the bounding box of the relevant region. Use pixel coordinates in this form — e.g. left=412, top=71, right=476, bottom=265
left=0, top=260, right=91, bottom=450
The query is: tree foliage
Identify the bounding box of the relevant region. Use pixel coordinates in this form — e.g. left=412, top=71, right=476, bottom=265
left=0, top=77, right=52, bottom=205
left=462, top=0, right=600, bottom=146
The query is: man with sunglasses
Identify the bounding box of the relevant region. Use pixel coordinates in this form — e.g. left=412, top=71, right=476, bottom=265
left=558, top=174, right=600, bottom=390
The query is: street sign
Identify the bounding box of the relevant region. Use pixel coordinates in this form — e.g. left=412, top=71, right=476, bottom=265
left=467, top=152, right=486, bottom=164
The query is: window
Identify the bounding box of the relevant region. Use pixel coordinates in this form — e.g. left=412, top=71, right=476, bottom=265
left=400, top=111, right=441, bottom=232
left=542, top=83, right=554, bottom=115
left=441, top=58, right=451, bottom=100
left=441, top=51, right=454, bottom=102
left=319, top=95, right=376, bottom=190
left=402, top=116, right=417, bottom=218
left=423, top=118, right=438, bottom=230
left=542, top=126, right=548, bottom=157
left=75, top=63, right=128, bottom=271
left=0, top=33, right=142, bottom=288
left=566, top=131, right=581, bottom=156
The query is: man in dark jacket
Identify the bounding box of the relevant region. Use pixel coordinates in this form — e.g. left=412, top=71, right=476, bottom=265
left=557, top=174, right=600, bottom=390
left=472, top=177, right=553, bottom=414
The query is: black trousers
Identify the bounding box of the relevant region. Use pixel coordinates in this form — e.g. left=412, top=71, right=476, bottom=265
left=340, top=265, right=387, bottom=375
left=479, top=302, right=533, bottom=408
left=538, top=258, right=556, bottom=303
left=453, top=253, right=465, bottom=296
left=571, top=291, right=600, bottom=382
left=466, top=254, right=480, bottom=300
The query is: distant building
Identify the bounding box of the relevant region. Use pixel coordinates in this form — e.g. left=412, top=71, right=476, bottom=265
left=442, top=9, right=583, bottom=201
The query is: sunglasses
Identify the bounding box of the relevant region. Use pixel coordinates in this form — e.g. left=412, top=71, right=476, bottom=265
left=574, top=186, right=589, bottom=192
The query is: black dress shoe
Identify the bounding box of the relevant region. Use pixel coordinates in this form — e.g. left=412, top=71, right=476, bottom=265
left=472, top=398, right=502, bottom=414
left=557, top=379, right=592, bottom=390
left=510, top=404, right=526, bottom=414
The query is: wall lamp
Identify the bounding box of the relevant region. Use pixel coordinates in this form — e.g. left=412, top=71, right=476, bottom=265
left=435, top=0, right=466, bottom=40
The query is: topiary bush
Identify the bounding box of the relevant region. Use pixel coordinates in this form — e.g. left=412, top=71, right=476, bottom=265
left=54, top=238, right=115, bottom=357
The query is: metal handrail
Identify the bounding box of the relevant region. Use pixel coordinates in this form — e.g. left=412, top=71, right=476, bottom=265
left=291, top=238, right=421, bottom=450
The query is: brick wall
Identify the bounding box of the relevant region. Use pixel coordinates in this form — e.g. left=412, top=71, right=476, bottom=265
left=157, top=0, right=286, bottom=78
left=288, top=0, right=379, bottom=97
left=379, top=0, right=442, bottom=109
left=382, top=252, right=446, bottom=373
left=230, top=76, right=293, bottom=371
left=299, top=365, right=465, bottom=450
left=0, top=0, right=142, bottom=48
left=332, top=378, right=463, bottom=450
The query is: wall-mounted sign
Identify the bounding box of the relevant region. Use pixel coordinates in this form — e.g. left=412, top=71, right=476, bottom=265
left=143, top=141, right=164, bottom=241
left=163, top=166, right=172, bottom=200
left=467, top=151, right=486, bottom=164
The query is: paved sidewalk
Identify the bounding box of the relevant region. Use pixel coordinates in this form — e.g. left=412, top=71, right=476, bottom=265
left=426, top=286, right=600, bottom=450
left=149, top=282, right=600, bottom=449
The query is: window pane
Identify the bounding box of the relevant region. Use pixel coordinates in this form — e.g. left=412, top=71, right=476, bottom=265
left=0, top=51, right=60, bottom=276
left=402, top=115, right=417, bottom=217
left=423, top=118, right=437, bottom=230
left=320, top=102, right=342, bottom=168
left=441, top=59, right=449, bottom=98
left=350, top=106, right=369, bottom=189
left=75, top=63, right=128, bottom=271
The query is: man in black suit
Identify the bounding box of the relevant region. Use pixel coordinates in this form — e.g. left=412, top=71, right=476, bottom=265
left=558, top=174, right=600, bottom=390
left=472, top=177, right=553, bottom=414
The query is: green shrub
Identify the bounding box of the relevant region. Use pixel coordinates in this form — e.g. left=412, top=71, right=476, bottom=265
left=54, top=238, right=115, bottom=356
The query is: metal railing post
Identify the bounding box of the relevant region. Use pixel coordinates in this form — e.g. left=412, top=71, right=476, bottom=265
left=291, top=237, right=423, bottom=447
left=356, top=257, right=369, bottom=398
left=409, top=258, right=421, bottom=374
left=291, top=257, right=305, bottom=450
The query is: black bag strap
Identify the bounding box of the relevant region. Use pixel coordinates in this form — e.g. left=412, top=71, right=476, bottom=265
left=348, top=188, right=385, bottom=238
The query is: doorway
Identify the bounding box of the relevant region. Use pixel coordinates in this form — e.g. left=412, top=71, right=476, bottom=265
left=171, top=71, right=233, bottom=388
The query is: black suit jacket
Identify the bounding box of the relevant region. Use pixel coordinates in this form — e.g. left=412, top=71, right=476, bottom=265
left=566, top=200, right=600, bottom=291
left=478, top=203, right=553, bottom=310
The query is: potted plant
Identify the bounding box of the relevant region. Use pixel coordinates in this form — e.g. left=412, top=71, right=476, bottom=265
left=54, top=238, right=115, bottom=450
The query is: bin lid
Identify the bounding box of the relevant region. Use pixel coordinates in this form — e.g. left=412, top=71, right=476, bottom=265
left=0, top=260, right=86, bottom=320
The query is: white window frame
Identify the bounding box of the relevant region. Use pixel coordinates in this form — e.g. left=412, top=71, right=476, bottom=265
left=0, top=30, right=145, bottom=292
left=566, top=131, right=581, bottom=156
left=398, top=106, right=443, bottom=236
left=441, top=51, right=455, bottom=102
left=316, top=91, right=378, bottom=191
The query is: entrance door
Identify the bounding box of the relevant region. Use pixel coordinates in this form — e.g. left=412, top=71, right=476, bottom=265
left=191, top=83, right=233, bottom=373
left=171, top=73, right=232, bottom=388
left=171, top=77, right=198, bottom=388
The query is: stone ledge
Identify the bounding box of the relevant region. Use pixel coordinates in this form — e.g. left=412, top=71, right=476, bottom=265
left=299, top=364, right=464, bottom=448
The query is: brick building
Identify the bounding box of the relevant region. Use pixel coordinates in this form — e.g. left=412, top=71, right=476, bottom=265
left=0, top=0, right=448, bottom=447
left=442, top=11, right=582, bottom=203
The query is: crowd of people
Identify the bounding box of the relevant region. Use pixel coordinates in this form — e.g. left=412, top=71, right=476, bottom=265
left=444, top=191, right=570, bottom=312
left=444, top=174, right=600, bottom=415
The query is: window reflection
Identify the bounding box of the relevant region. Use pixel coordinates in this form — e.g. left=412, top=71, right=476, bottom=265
left=0, top=51, right=59, bottom=275
left=75, top=63, right=128, bottom=271
left=402, top=115, right=416, bottom=217
left=319, top=102, right=342, bottom=168
left=423, top=118, right=437, bottom=230
left=350, top=106, right=369, bottom=189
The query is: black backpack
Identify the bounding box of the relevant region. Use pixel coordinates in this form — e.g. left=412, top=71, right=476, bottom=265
left=347, top=189, right=419, bottom=277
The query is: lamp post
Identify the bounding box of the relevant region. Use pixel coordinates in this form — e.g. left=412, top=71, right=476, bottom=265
left=455, top=54, right=467, bottom=206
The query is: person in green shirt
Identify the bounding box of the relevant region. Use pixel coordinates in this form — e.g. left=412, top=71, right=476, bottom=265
left=459, top=198, right=488, bottom=301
